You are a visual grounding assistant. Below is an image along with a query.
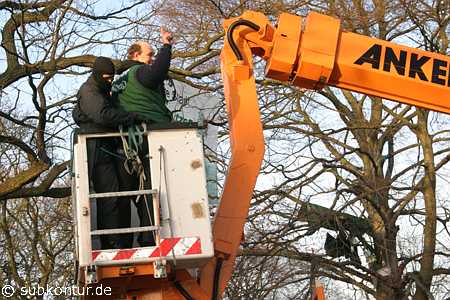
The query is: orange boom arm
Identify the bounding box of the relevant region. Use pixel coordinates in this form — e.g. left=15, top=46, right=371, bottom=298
left=200, top=10, right=449, bottom=299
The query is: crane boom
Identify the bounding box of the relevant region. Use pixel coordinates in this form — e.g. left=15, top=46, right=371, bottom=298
left=200, top=10, right=449, bottom=298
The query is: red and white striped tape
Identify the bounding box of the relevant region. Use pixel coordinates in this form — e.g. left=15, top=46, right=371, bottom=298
left=91, top=237, right=201, bottom=263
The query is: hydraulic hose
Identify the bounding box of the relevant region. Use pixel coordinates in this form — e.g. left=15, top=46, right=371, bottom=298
left=173, top=280, right=194, bottom=300
left=211, top=257, right=224, bottom=300
left=226, top=20, right=260, bottom=61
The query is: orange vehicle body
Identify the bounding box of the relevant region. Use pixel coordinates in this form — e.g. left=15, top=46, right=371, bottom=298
left=84, top=10, right=449, bottom=299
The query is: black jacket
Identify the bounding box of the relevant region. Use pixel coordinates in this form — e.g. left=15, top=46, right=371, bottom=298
left=135, top=44, right=171, bottom=89
left=73, top=75, right=135, bottom=178
left=73, top=76, right=134, bottom=130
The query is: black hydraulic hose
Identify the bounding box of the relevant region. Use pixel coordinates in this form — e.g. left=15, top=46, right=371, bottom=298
left=173, top=280, right=195, bottom=300
left=211, top=257, right=224, bottom=300
left=226, top=20, right=261, bottom=61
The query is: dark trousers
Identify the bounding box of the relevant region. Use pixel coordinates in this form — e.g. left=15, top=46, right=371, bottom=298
left=92, top=159, right=131, bottom=249
left=116, top=141, right=155, bottom=248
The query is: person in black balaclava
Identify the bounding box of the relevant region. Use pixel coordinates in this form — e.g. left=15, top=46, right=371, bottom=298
left=73, top=56, right=139, bottom=250
left=92, top=56, right=115, bottom=93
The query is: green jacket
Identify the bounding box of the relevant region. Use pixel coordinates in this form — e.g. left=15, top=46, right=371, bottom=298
left=112, top=65, right=172, bottom=123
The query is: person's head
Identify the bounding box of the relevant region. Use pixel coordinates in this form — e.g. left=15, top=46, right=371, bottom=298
left=92, top=56, right=115, bottom=93
left=127, top=41, right=154, bottom=64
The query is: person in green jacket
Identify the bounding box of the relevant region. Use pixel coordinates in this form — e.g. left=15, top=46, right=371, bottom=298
left=112, top=28, right=173, bottom=248
left=112, top=27, right=173, bottom=123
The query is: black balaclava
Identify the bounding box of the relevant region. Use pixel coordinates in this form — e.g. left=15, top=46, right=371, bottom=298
left=92, top=56, right=115, bottom=93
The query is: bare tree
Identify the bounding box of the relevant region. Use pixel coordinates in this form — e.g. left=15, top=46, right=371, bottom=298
left=0, top=0, right=164, bottom=296
left=1, top=1, right=449, bottom=299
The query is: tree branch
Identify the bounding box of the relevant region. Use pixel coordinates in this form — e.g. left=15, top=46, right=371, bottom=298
left=0, top=161, right=49, bottom=197
left=0, top=161, right=70, bottom=200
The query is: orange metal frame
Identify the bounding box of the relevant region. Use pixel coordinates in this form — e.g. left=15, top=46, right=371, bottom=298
left=81, top=266, right=209, bottom=299
left=82, top=10, right=449, bottom=300
left=312, top=286, right=326, bottom=300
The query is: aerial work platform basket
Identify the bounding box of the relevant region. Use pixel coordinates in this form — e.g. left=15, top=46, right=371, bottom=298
left=71, top=123, right=214, bottom=286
